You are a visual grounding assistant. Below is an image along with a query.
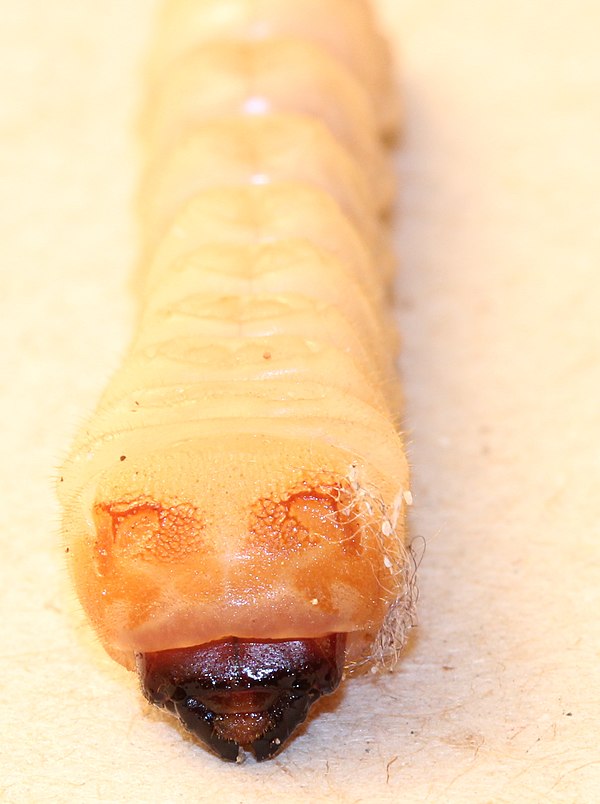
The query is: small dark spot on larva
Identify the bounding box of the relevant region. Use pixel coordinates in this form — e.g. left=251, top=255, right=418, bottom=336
left=263, top=351, right=272, bottom=360
left=120, top=455, right=127, bottom=462
left=65, top=547, right=69, bottom=553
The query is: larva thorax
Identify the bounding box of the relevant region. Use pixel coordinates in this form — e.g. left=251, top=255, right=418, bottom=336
left=60, top=0, right=410, bottom=761
left=77, top=436, right=396, bottom=653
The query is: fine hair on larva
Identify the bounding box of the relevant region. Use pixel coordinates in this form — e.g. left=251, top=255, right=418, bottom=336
left=342, top=464, right=417, bottom=670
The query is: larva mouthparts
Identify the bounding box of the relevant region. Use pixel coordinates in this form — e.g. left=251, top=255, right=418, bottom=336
left=137, top=634, right=346, bottom=762
left=60, top=0, right=413, bottom=761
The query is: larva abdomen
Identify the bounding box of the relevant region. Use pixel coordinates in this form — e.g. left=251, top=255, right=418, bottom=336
left=140, top=115, right=392, bottom=258
left=60, top=0, right=411, bottom=761
left=141, top=114, right=392, bottom=222
left=143, top=38, right=394, bottom=198
left=150, top=0, right=398, bottom=135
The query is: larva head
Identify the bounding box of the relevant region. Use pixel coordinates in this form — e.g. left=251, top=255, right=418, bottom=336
left=61, top=433, right=407, bottom=670
left=136, top=634, right=346, bottom=761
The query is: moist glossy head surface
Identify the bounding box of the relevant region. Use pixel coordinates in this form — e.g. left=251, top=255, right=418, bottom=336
left=137, top=633, right=346, bottom=761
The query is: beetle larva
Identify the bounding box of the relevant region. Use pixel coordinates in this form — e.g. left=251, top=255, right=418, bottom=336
left=59, top=0, right=413, bottom=762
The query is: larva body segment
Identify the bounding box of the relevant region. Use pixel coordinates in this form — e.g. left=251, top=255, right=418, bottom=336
left=60, top=0, right=412, bottom=761
left=140, top=115, right=392, bottom=262
left=149, top=0, right=398, bottom=136
left=143, top=39, right=394, bottom=198
left=143, top=185, right=390, bottom=294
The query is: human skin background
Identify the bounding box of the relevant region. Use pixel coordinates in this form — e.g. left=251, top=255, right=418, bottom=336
left=1, top=1, right=599, bottom=801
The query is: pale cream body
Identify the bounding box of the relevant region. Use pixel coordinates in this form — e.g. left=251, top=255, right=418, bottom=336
left=149, top=0, right=398, bottom=135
